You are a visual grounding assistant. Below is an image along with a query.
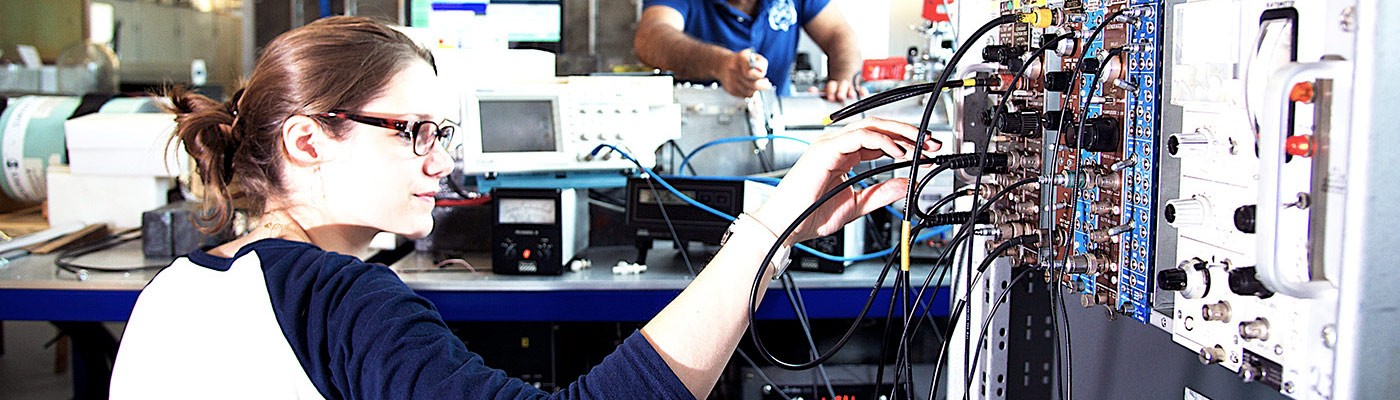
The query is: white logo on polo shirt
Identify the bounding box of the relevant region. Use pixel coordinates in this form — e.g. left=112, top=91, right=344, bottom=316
left=769, top=0, right=797, bottom=31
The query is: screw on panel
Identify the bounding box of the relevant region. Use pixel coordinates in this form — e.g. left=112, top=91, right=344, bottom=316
left=1322, top=324, right=1338, bottom=349
left=1339, top=6, right=1356, bottom=33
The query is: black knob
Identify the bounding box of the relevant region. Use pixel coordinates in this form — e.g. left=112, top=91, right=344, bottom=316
left=1045, top=71, right=1073, bottom=92
left=1228, top=267, right=1274, bottom=298
left=981, top=45, right=1024, bottom=69
left=1158, top=268, right=1189, bottom=291
left=982, top=45, right=1013, bottom=63
left=1081, top=58, right=1102, bottom=74
left=1042, top=110, right=1073, bottom=129
left=1234, top=205, right=1257, bottom=234
left=1060, top=116, right=1120, bottom=152
left=998, top=111, right=1041, bottom=136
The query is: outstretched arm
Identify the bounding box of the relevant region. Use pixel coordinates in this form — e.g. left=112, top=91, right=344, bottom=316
left=640, top=117, right=942, bottom=398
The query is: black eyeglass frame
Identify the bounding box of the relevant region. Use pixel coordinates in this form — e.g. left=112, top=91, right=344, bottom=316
left=310, top=111, right=457, bottom=156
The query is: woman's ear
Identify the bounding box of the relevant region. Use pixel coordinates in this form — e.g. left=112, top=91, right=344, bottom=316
left=281, top=115, right=339, bottom=165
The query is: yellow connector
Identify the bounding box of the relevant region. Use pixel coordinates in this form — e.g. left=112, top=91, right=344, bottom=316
left=900, top=220, right=911, bottom=272
left=1018, top=8, right=1057, bottom=29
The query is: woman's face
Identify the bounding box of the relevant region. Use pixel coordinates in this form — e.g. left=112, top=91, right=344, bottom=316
left=318, top=61, right=456, bottom=239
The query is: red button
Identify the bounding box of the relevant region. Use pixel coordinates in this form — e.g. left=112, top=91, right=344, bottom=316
left=1285, top=135, right=1312, bottom=157
left=523, top=249, right=532, bottom=259
left=1290, top=82, right=1315, bottom=104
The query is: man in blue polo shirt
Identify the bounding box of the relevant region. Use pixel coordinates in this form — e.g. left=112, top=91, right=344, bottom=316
left=635, top=0, right=865, bottom=101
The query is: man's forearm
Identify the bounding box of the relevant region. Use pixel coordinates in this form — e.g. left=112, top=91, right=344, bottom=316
left=824, top=35, right=862, bottom=82
left=635, top=24, right=734, bottom=81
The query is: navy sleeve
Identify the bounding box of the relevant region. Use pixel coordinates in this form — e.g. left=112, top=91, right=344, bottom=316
left=259, top=243, right=693, bottom=400
left=798, top=0, right=832, bottom=26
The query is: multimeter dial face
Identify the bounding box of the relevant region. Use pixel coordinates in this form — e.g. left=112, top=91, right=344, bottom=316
left=498, top=198, right=556, bottom=224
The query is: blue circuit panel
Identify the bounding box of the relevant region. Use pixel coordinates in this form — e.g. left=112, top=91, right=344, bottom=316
left=1067, top=5, right=1108, bottom=316
left=1118, top=0, right=1162, bottom=325
left=1067, top=0, right=1162, bottom=325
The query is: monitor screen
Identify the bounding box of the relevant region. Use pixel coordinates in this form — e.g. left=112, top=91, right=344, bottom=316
left=493, top=1, right=561, bottom=43
left=413, top=1, right=561, bottom=44
left=479, top=99, right=557, bottom=153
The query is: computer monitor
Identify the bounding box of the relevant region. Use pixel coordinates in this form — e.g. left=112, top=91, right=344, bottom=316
left=411, top=1, right=561, bottom=52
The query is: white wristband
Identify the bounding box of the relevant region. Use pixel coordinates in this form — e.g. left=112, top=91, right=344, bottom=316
left=722, top=213, right=793, bottom=279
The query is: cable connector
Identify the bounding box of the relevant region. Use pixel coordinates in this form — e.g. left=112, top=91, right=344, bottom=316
left=1041, top=170, right=1088, bottom=188
left=1017, top=8, right=1060, bottom=29
left=929, top=153, right=1010, bottom=170
left=1126, top=40, right=1154, bottom=53
left=1090, top=222, right=1135, bottom=242
left=1110, top=156, right=1138, bottom=172
left=921, top=211, right=992, bottom=226
left=1113, top=78, right=1140, bottom=93
left=1119, top=6, right=1152, bottom=23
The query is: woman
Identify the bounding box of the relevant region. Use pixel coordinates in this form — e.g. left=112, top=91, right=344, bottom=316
left=110, top=16, right=936, bottom=399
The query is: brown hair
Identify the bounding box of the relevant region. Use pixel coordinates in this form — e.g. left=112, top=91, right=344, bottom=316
left=167, top=16, right=435, bottom=234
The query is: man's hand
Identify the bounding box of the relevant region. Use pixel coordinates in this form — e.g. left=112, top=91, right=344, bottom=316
left=719, top=49, right=774, bottom=98
left=821, top=78, right=868, bottom=102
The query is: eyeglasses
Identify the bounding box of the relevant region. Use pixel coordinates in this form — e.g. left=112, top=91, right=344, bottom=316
left=310, top=111, right=456, bottom=156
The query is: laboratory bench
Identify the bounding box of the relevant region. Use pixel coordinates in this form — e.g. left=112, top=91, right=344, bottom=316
left=0, top=240, right=950, bottom=322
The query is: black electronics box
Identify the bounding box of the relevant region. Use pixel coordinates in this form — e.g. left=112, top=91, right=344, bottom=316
left=790, top=234, right=846, bottom=273
left=625, top=177, right=745, bottom=244
left=141, top=202, right=232, bottom=257
left=492, top=188, right=582, bottom=275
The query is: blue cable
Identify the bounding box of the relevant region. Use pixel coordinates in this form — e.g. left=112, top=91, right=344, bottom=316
left=661, top=174, right=781, bottom=186
left=678, top=135, right=811, bottom=175
left=681, top=135, right=914, bottom=222
left=594, top=144, right=949, bottom=263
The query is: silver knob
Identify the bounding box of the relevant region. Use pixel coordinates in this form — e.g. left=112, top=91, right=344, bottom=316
left=1164, top=196, right=1211, bottom=228
left=1167, top=128, right=1213, bottom=158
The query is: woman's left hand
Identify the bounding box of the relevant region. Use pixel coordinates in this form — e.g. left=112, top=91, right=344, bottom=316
left=751, top=117, right=941, bottom=245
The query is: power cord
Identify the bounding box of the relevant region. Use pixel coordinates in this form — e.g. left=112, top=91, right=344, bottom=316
left=55, top=228, right=165, bottom=274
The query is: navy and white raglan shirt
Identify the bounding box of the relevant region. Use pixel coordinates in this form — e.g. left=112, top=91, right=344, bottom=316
left=643, top=0, right=832, bottom=96
left=110, top=238, right=691, bottom=399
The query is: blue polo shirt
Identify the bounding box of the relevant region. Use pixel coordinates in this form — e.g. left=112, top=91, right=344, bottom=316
left=644, top=0, right=831, bottom=96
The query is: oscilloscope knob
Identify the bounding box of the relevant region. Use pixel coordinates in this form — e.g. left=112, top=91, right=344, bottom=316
left=1167, top=128, right=1213, bottom=158
left=1164, top=197, right=1210, bottom=228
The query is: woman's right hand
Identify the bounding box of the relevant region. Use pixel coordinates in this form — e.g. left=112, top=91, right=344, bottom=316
left=751, top=117, right=941, bottom=246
